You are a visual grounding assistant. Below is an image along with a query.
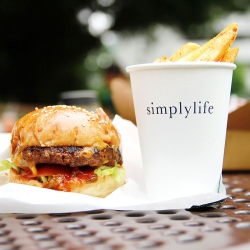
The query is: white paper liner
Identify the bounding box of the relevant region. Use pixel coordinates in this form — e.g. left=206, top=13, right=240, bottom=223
left=0, top=116, right=227, bottom=214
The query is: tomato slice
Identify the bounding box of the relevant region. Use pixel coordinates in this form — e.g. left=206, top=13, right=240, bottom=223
left=36, top=164, right=72, bottom=176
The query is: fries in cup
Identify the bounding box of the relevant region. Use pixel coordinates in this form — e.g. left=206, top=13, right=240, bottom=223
left=154, top=23, right=239, bottom=63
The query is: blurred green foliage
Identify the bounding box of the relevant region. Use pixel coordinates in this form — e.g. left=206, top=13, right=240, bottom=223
left=0, top=0, right=249, bottom=104
left=231, top=64, right=247, bottom=97
left=0, top=0, right=99, bottom=104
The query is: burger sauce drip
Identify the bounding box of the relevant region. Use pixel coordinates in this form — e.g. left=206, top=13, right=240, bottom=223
left=19, top=166, right=98, bottom=192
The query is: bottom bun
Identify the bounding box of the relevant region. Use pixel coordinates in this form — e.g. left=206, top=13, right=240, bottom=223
left=9, top=168, right=125, bottom=198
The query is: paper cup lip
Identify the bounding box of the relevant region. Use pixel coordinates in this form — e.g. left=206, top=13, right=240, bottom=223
left=126, top=61, right=236, bottom=73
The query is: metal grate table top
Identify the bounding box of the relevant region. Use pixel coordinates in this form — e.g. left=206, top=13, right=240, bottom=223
left=0, top=171, right=250, bottom=250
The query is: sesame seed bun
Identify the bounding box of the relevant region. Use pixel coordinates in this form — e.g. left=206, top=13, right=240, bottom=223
left=11, top=105, right=120, bottom=151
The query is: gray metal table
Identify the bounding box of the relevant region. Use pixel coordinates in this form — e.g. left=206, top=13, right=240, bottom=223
left=0, top=171, right=250, bottom=250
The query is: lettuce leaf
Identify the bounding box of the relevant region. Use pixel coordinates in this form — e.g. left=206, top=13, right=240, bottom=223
left=94, top=164, right=125, bottom=183
left=0, top=160, right=20, bottom=173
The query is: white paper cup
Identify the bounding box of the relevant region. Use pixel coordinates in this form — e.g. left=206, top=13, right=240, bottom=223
left=126, top=62, right=236, bottom=201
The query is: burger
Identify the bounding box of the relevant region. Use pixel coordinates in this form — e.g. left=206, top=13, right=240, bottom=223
left=9, top=105, right=125, bottom=198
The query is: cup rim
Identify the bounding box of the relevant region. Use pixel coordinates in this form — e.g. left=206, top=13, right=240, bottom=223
left=126, top=61, right=236, bottom=73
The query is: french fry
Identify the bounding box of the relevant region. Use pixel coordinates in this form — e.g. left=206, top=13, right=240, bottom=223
left=169, top=42, right=200, bottom=61
left=153, top=56, right=169, bottom=63
left=220, top=47, right=239, bottom=63
left=153, top=58, right=161, bottom=63
left=178, top=23, right=238, bottom=62
left=160, top=56, right=169, bottom=62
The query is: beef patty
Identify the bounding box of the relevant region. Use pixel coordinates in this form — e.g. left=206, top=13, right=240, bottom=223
left=22, top=146, right=123, bottom=167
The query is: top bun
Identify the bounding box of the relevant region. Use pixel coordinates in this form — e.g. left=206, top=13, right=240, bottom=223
left=11, top=106, right=120, bottom=155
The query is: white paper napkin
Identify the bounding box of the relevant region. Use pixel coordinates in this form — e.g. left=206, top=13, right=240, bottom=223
left=0, top=116, right=227, bottom=214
